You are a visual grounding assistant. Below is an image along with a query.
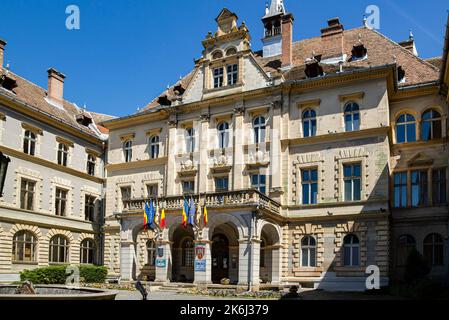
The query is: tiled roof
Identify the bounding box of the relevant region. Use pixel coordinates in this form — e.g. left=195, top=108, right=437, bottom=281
left=0, top=67, right=114, bottom=138
left=135, top=26, right=441, bottom=114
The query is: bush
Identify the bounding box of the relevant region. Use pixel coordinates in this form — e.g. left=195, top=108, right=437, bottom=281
left=20, top=265, right=108, bottom=285
left=404, top=249, right=431, bottom=284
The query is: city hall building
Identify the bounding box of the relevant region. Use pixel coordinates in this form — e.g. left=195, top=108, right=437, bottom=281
left=101, top=2, right=449, bottom=291
left=0, top=1, right=448, bottom=292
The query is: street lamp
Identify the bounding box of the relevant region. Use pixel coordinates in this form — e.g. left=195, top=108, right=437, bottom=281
left=0, top=152, right=10, bottom=197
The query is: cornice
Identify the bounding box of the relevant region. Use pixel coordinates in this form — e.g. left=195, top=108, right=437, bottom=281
left=106, top=156, right=168, bottom=172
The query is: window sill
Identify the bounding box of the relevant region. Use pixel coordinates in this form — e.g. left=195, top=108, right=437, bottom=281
left=204, top=82, right=243, bottom=94
left=12, top=261, right=38, bottom=266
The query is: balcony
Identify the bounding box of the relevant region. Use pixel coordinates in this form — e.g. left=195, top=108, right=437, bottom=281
left=264, top=27, right=281, bottom=38
left=122, top=189, right=281, bottom=216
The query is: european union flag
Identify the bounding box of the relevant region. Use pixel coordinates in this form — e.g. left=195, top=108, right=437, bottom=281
left=147, top=200, right=157, bottom=230
left=188, top=198, right=196, bottom=226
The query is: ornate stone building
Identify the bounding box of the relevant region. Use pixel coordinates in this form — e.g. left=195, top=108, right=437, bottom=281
left=101, top=2, right=448, bottom=291
left=0, top=39, right=112, bottom=282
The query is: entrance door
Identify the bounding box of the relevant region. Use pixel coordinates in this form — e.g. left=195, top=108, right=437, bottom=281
left=212, top=234, right=229, bottom=283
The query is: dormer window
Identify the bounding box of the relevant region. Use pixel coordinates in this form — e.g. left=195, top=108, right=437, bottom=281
left=75, top=113, right=93, bottom=127
left=157, top=95, right=172, bottom=106
left=213, top=67, right=224, bottom=88
left=0, top=74, right=18, bottom=92
left=174, top=84, right=185, bottom=96
left=351, top=44, right=368, bottom=61
left=397, top=66, right=406, bottom=83
left=305, top=61, right=324, bottom=78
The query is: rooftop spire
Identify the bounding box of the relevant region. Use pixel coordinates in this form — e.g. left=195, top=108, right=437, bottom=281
left=264, top=0, right=286, bottom=18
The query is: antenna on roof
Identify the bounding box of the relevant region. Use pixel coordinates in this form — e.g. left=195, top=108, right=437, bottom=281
left=265, top=2, right=269, bottom=15
left=409, top=29, right=414, bottom=41
left=363, top=14, right=368, bottom=28
left=392, top=55, right=397, bottom=64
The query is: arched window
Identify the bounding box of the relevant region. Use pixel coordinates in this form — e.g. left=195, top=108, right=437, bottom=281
left=396, top=114, right=416, bottom=144
left=217, top=122, right=229, bottom=149
left=301, top=236, right=317, bottom=267
left=57, top=143, right=69, bottom=167
left=421, top=109, right=442, bottom=141
left=49, top=235, right=69, bottom=263
left=149, top=136, right=160, bottom=159
left=23, top=130, right=36, bottom=156
left=212, top=51, right=223, bottom=60
left=185, top=128, right=195, bottom=153
left=147, top=240, right=156, bottom=266
left=12, top=231, right=37, bottom=262
left=123, top=140, right=132, bottom=163
left=182, top=238, right=194, bottom=267
left=344, top=102, right=360, bottom=132
left=424, top=233, right=444, bottom=266
left=226, top=47, right=237, bottom=56
left=80, top=239, right=95, bottom=264
left=397, top=235, right=416, bottom=266
left=302, top=109, right=317, bottom=138
left=253, top=116, right=266, bottom=144
left=343, top=234, right=360, bottom=267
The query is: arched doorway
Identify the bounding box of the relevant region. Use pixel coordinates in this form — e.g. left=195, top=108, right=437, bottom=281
left=259, top=223, right=281, bottom=284
left=171, top=225, right=195, bottom=283
left=212, top=234, right=229, bottom=283
left=210, top=223, right=240, bottom=284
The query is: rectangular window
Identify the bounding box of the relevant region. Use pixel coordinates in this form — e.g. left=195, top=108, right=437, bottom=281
left=343, top=164, right=362, bottom=202
left=251, top=174, right=267, bottom=195
left=393, top=172, right=408, bottom=208
left=213, top=67, right=224, bottom=88
left=411, top=170, right=428, bottom=207
left=87, top=155, right=96, bottom=176
left=20, top=179, right=36, bottom=211
left=215, top=177, right=229, bottom=192
left=432, top=169, right=447, bottom=205
left=84, top=195, right=96, bottom=222
left=146, top=184, right=158, bottom=198
left=227, top=64, right=238, bottom=86
left=121, top=186, right=131, bottom=200
left=57, top=143, right=69, bottom=167
left=55, top=188, right=68, bottom=216
left=302, top=169, right=318, bottom=205
left=182, top=180, right=195, bottom=194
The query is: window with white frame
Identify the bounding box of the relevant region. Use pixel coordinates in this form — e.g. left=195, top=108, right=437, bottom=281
left=227, top=64, right=238, bottom=86
left=213, top=67, right=224, bottom=88
left=149, top=135, right=160, bottom=159
left=344, top=102, right=360, bottom=132
left=23, top=130, right=37, bottom=156
left=411, top=170, right=428, bottom=207
left=87, top=154, right=96, bottom=176
left=251, top=174, right=266, bottom=194
left=343, top=234, right=360, bottom=267
left=215, top=176, right=229, bottom=192
left=147, top=240, right=156, bottom=266
left=49, top=235, right=69, bottom=263
left=302, top=169, right=318, bottom=205
left=253, top=116, right=266, bottom=144
left=182, top=180, right=195, bottom=194
left=146, top=184, right=158, bottom=198
left=393, top=172, right=407, bottom=208
left=301, top=236, right=317, bottom=267
left=57, top=143, right=69, bottom=167
left=84, top=195, right=96, bottom=222
left=185, top=128, right=195, bottom=153
left=123, top=140, right=133, bottom=163
left=396, top=114, right=416, bottom=144
left=12, top=231, right=37, bottom=263
left=55, top=188, right=68, bottom=216
left=217, top=122, right=229, bottom=149
left=20, top=179, right=36, bottom=211
left=343, top=163, right=362, bottom=202
left=302, top=109, right=317, bottom=138
left=421, top=109, right=442, bottom=141
left=80, top=239, right=95, bottom=264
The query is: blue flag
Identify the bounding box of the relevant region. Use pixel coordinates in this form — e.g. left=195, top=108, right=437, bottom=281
left=148, top=200, right=156, bottom=230
left=188, top=198, right=196, bottom=226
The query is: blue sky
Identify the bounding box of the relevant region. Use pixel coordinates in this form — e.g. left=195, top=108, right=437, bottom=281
left=1, top=0, right=448, bottom=117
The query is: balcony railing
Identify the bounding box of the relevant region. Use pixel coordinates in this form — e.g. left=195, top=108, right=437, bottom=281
left=265, top=27, right=281, bottom=38
left=122, top=189, right=281, bottom=215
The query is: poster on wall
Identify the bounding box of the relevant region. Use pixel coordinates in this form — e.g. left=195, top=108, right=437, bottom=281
left=195, top=260, right=206, bottom=272
left=156, top=259, right=166, bottom=268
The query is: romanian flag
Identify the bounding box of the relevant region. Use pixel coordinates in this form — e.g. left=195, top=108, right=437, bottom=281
left=203, top=205, right=208, bottom=226
left=160, top=208, right=166, bottom=229
left=182, top=199, right=189, bottom=228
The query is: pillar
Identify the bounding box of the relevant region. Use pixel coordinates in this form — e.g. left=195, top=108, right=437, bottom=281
left=233, top=103, right=245, bottom=190
left=269, top=100, right=282, bottom=200
left=270, top=245, right=282, bottom=285
left=193, top=240, right=212, bottom=285
left=166, top=119, right=178, bottom=196
left=155, top=241, right=172, bottom=283
left=120, top=241, right=136, bottom=282
left=198, top=113, right=210, bottom=193
left=238, top=239, right=261, bottom=290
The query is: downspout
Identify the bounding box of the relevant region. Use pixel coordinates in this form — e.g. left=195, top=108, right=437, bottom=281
left=99, top=140, right=107, bottom=266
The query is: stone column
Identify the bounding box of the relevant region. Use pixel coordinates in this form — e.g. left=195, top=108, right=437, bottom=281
left=120, top=241, right=136, bottom=282
left=233, top=103, right=245, bottom=190
left=237, top=239, right=261, bottom=290
left=166, top=119, right=178, bottom=196
left=193, top=240, right=212, bottom=286
left=198, top=113, right=210, bottom=193
left=155, top=240, right=172, bottom=283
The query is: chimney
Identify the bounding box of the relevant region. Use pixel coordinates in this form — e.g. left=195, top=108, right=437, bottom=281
left=47, top=68, right=66, bottom=104
left=0, top=39, right=6, bottom=68
left=321, top=17, right=344, bottom=37
left=281, top=13, right=294, bottom=68
left=399, top=30, right=419, bottom=56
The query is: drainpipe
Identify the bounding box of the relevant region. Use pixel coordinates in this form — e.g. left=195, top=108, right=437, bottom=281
left=99, top=141, right=107, bottom=266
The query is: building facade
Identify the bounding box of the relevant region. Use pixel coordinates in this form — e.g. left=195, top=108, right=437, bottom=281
left=101, top=3, right=449, bottom=291
left=0, top=39, right=111, bottom=282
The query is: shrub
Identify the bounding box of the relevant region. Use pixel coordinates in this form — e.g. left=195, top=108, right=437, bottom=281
left=20, top=265, right=108, bottom=284
left=404, top=249, right=431, bottom=284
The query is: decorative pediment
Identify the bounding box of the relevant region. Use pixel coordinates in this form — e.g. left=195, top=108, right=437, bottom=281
left=407, top=152, right=434, bottom=167
left=336, top=147, right=368, bottom=160
left=247, top=150, right=270, bottom=168
left=179, top=159, right=198, bottom=177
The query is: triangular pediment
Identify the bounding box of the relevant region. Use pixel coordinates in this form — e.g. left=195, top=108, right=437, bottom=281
left=407, top=152, right=434, bottom=167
